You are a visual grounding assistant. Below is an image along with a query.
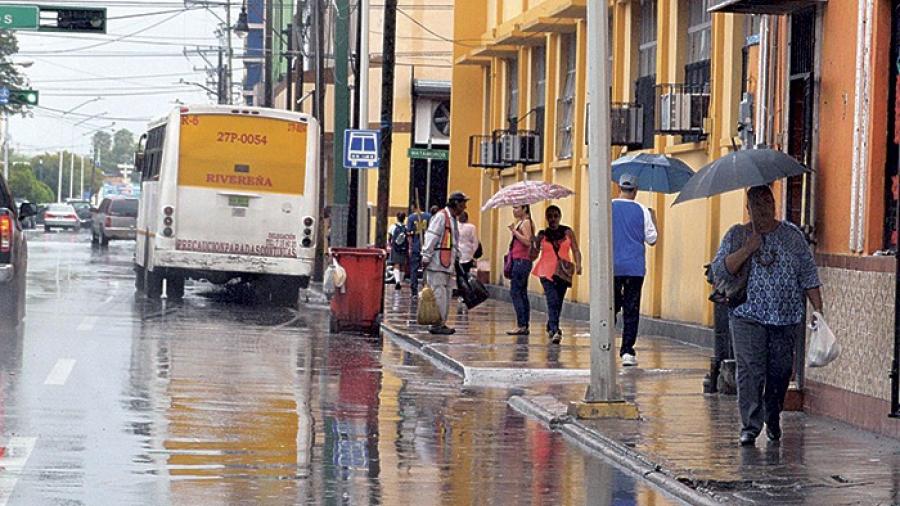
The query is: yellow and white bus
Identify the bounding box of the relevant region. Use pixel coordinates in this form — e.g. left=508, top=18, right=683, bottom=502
left=134, top=104, right=319, bottom=304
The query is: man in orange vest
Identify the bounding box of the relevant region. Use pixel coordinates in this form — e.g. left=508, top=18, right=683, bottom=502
left=421, top=191, right=468, bottom=335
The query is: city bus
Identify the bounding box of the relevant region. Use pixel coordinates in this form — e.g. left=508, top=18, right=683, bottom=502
left=134, top=104, right=320, bottom=304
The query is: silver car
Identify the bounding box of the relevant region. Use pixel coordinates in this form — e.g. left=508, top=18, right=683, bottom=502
left=44, top=203, right=80, bottom=231
left=92, top=197, right=138, bottom=245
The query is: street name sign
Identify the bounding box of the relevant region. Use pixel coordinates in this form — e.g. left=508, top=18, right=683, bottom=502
left=0, top=5, right=39, bottom=30
left=408, top=147, right=449, bottom=161
left=343, top=129, right=381, bottom=169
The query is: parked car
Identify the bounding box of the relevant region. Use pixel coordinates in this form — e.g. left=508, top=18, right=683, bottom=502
left=92, top=197, right=138, bottom=245
left=1, top=173, right=37, bottom=332
left=67, top=199, right=93, bottom=228
left=43, top=203, right=80, bottom=231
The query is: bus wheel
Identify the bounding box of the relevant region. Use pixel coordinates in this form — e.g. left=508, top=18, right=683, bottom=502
left=146, top=269, right=164, bottom=299
left=166, top=275, right=185, bottom=300
left=270, top=277, right=300, bottom=308
left=134, top=264, right=145, bottom=291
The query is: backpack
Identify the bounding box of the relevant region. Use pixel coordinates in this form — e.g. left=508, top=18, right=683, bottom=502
left=392, top=223, right=407, bottom=248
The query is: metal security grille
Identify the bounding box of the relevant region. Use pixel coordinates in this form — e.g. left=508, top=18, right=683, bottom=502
left=635, top=75, right=656, bottom=149
left=790, top=8, right=815, bottom=76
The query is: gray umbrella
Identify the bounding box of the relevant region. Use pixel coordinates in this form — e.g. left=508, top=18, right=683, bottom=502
left=672, top=148, right=812, bottom=205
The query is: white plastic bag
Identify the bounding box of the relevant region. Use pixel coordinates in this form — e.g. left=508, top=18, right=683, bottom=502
left=322, top=258, right=347, bottom=297
left=807, top=311, right=841, bottom=368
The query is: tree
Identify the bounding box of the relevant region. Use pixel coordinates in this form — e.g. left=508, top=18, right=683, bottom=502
left=112, top=128, right=135, bottom=167
left=8, top=163, right=53, bottom=203
left=28, top=153, right=102, bottom=202
left=0, top=31, right=28, bottom=117
left=92, top=131, right=112, bottom=174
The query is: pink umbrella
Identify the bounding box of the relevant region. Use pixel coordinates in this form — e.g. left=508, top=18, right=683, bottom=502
left=481, top=180, right=575, bottom=211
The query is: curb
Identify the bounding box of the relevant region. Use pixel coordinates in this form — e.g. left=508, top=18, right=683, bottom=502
left=508, top=395, right=725, bottom=506
left=380, top=322, right=592, bottom=387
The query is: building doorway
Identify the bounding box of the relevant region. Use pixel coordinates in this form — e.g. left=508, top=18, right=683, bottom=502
left=785, top=8, right=816, bottom=230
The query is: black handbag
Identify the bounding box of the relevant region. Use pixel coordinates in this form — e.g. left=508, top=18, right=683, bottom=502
left=709, top=225, right=750, bottom=308
left=456, top=261, right=489, bottom=309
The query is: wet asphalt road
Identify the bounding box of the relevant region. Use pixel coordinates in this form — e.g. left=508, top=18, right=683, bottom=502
left=0, top=229, right=678, bottom=505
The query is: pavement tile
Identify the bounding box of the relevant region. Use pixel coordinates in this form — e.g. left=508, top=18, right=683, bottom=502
left=382, top=285, right=900, bottom=504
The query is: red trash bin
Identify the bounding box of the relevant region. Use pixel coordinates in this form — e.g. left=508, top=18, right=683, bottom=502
left=329, top=247, right=387, bottom=334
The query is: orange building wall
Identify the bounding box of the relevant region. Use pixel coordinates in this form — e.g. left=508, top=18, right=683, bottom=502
left=815, top=0, right=859, bottom=255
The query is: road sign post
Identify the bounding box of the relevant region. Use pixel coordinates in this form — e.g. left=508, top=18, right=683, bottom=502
left=343, top=129, right=381, bottom=169
left=0, top=5, right=39, bottom=30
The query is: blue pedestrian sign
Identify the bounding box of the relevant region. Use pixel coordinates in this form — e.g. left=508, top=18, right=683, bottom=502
left=0, top=87, right=9, bottom=106
left=343, top=129, right=381, bottom=169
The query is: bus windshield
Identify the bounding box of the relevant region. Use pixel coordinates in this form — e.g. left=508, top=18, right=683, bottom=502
left=177, top=113, right=308, bottom=195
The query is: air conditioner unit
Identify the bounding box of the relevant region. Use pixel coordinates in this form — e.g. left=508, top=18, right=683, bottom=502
left=414, top=98, right=451, bottom=146
left=500, top=134, right=521, bottom=163
left=479, top=139, right=498, bottom=166
left=659, top=92, right=685, bottom=132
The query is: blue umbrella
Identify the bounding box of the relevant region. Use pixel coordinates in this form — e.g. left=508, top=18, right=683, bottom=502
left=610, top=153, right=695, bottom=194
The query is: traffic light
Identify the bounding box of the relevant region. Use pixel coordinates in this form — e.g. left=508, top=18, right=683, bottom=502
left=9, top=89, right=38, bottom=106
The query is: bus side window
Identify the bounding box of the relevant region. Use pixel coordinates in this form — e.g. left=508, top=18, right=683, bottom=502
left=136, top=134, right=148, bottom=181
left=142, top=125, right=166, bottom=182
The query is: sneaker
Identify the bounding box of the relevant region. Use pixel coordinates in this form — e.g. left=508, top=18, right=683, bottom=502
left=429, top=325, right=455, bottom=335
left=766, top=420, right=782, bottom=441
left=621, top=353, right=638, bottom=367
left=506, top=327, right=530, bottom=336
left=550, top=330, right=562, bottom=345
left=395, top=282, right=402, bottom=289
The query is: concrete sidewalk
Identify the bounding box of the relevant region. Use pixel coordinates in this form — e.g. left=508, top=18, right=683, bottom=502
left=380, top=285, right=900, bottom=505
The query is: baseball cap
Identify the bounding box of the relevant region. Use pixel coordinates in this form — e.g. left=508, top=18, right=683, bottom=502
left=618, top=173, right=638, bottom=191
left=448, top=191, right=470, bottom=202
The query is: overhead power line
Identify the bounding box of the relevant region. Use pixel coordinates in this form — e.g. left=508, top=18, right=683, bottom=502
left=22, top=10, right=186, bottom=55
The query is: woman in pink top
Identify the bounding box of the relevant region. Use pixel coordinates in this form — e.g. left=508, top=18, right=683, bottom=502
left=533, top=205, right=582, bottom=344
left=506, top=204, right=535, bottom=335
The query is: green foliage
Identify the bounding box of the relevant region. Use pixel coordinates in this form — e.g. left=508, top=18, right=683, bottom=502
left=27, top=153, right=103, bottom=201
left=8, top=163, right=53, bottom=203
left=0, top=30, right=28, bottom=116
left=112, top=128, right=135, bottom=166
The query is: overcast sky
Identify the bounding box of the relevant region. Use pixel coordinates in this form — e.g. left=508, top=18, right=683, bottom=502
left=6, top=0, right=240, bottom=157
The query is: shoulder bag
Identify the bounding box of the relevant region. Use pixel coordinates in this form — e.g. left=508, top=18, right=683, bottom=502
left=709, top=225, right=750, bottom=308
left=551, top=238, right=575, bottom=286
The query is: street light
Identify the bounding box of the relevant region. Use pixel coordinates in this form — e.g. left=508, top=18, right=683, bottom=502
left=234, top=3, right=249, bottom=38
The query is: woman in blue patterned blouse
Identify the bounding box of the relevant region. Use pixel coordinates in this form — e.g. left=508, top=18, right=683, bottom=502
left=712, top=185, right=824, bottom=447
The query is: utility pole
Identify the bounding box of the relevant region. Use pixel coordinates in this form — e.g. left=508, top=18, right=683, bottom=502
left=57, top=150, right=63, bottom=203
left=354, top=0, right=370, bottom=247
left=2, top=113, right=8, bottom=181
left=571, top=0, right=637, bottom=420
left=312, top=0, right=327, bottom=279
left=90, top=149, right=97, bottom=203
left=264, top=0, right=274, bottom=107
left=225, top=0, right=233, bottom=105
left=217, top=46, right=226, bottom=104
left=374, top=0, right=397, bottom=249
left=285, top=23, right=294, bottom=110
left=330, top=0, right=350, bottom=247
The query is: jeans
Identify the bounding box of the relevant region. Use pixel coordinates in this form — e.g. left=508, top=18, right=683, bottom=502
left=510, top=259, right=532, bottom=328
left=540, top=277, right=568, bottom=334
left=409, top=253, right=422, bottom=293
left=614, top=276, right=644, bottom=356
left=729, top=317, right=798, bottom=437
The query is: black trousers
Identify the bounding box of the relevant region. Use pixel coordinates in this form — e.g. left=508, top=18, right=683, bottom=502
left=614, top=276, right=644, bottom=357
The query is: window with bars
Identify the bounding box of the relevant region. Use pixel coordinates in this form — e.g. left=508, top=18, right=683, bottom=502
left=507, top=58, right=519, bottom=129
left=531, top=45, right=546, bottom=138
left=556, top=34, right=577, bottom=159
left=639, top=0, right=657, bottom=78
left=687, top=0, right=711, bottom=65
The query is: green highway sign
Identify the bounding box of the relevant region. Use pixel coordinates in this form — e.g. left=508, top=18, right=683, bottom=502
left=408, top=147, right=449, bottom=161
left=0, top=5, right=39, bottom=30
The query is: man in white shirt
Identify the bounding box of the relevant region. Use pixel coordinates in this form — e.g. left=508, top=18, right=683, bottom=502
left=422, top=191, right=468, bottom=335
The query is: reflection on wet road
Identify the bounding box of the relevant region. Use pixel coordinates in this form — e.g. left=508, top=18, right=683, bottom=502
left=0, top=230, right=676, bottom=505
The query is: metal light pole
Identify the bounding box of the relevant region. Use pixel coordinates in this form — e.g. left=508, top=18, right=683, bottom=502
left=69, top=152, right=74, bottom=200
left=356, top=0, right=370, bottom=247
left=79, top=155, right=84, bottom=199
left=225, top=0, right=233, bottom=104
left=570, top=0, right=638, bottom=419
left=2, top=113, right=8, bottom=180
left=57, top=150, right=63, bottom=203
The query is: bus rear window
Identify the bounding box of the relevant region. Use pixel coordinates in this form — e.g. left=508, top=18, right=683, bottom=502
left=177, top=114, right=308, bottom=195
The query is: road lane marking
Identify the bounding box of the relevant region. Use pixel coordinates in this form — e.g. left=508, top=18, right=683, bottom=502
left=44, top=359, right=76, bottom=386
left=0, top=436, right=37, bottom=506
left=76, top=316, right=98, bottom=332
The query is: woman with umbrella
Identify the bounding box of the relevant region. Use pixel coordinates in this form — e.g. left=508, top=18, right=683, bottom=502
left=711, top=185, right=823, bottom=446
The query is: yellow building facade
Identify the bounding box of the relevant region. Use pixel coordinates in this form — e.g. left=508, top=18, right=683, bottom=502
left=449, top=0, right=771, bottom=327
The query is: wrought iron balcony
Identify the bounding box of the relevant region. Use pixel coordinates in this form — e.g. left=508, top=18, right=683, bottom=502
left=468, top=129, right=542, bottom=168
left=655, top=83, right=711, bottom=137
